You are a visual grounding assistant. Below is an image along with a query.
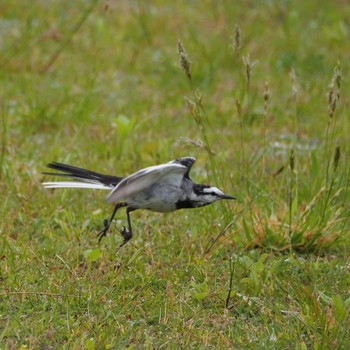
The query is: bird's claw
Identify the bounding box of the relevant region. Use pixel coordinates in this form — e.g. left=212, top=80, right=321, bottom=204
left=97, top=219, right=110, bottom=242
left=97, top=222, right=132, bottom=247
left=119, top=226, right=132, bottom=247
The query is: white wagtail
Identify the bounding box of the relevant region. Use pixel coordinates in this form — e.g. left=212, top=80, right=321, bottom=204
left=42, top=157, right=235, bottom=247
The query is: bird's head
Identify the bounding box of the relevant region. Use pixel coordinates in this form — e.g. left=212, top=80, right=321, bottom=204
left=191, top=184, right=235, bottom=207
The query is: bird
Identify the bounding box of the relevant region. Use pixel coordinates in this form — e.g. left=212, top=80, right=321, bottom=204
left=42, top=156, right=235, bottom=247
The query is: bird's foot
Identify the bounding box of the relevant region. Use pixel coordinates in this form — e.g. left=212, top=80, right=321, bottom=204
left=119, top=226, right=132, bottom=247
left=97, top=219, right=110, bottom=242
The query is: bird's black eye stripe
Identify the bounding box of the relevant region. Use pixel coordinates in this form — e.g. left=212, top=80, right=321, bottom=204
left=211, top=191, right=216, bottom=196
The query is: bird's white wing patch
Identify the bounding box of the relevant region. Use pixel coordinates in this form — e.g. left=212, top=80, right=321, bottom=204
left=106, top=163, right=187, bottom=203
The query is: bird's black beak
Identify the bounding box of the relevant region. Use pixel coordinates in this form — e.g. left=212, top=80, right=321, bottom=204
left=220, top=194, right=236, bottom=200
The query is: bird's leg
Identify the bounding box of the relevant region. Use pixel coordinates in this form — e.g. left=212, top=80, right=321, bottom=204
left=97, top=203, right=127, bottom=242
left=119, top=207, right=135, bottom=247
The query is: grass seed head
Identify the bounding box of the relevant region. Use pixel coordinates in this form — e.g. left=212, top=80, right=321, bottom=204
left=333, top=145, right=340, bottom=171
left=289, top=68, right=298, bottom=100
left=233, top=25, right=241, bottom=52
left=235, top=98, right=242, bottom=117
left=334, top=62, right=342, bottom=90
left=242, top=54, right=257, bottom=89
left=328, top=64, right=342, bottom=119
left=242, top=54, right=251, bottom=88
left=289, top=149, right=295, bottom=171
left=264, top=81, right=269, bottom=102
left=177, top=40, right=192, bottom=82
left=185, top=98, right=201, bottom=125
left=328, top=86, right=337, bottom=119
left=264, top=81, right=269, bottom=114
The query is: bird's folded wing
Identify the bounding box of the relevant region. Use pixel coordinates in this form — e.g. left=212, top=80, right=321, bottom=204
left=106, top=163, right=187, bottom=203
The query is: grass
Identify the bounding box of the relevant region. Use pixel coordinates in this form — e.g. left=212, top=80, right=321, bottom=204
left=1, top=0, right=350, bottom=348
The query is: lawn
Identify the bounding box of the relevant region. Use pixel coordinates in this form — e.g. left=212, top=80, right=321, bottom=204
left=1, top=0, right=350, bottom=349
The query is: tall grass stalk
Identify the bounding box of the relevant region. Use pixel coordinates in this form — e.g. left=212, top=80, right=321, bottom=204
left=241, top=54, right=255, bottom=196
left=321, top=64, right=342, bottom=224
left=177, top=41, right=234, bottom=249
left=339, top=163, right=350, bottom=235
left=288, top=69, right=298, bottom=249
left=263, top=81, right=269, bottom=172
left=41, top=0, right=99, bottom=73
left=177, top=40, right=218, bottom=184
left=235, top=97, right=247, bottom=187
left=225, top=255, right=236, bottom=308
left=231, top=25, right=245, bottom=183
left=134, top=0, right=152, bottom=45
left=0, top=102, right=8, bottom=181
left=288, top=149, right=295, bottom=241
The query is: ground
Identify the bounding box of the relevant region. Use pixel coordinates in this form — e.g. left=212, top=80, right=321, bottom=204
left=0, top=0, right=350, bottom=349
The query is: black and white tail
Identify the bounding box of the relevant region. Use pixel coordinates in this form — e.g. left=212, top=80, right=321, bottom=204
left=42, top=162, right=123, bottom=190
